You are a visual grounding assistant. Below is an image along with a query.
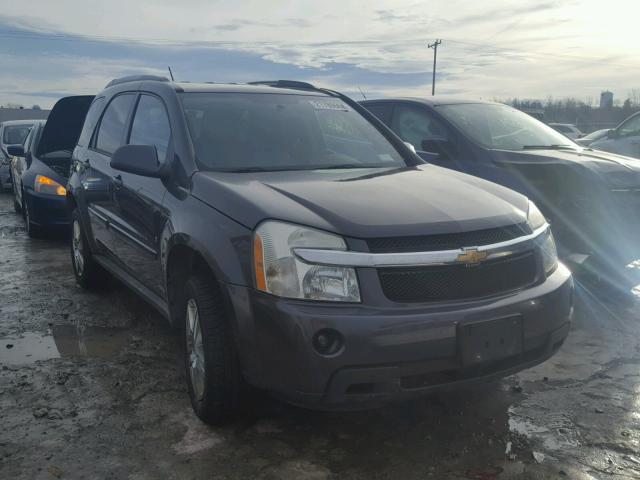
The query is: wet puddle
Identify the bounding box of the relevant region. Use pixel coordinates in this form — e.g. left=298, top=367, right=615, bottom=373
left=0, top=325, right=130, bottom=365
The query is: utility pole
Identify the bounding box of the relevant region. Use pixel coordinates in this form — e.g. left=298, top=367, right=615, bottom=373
left=428, top=39, right=442, bottom=96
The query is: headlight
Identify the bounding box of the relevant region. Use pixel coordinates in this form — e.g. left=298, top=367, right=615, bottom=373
left=254, top=221, right=361, bottom=302
left=527, top=200, right=546, bottom=230
left=34, top=175, right=66, bottom=196
left=540, top=231, right=558, bottom=275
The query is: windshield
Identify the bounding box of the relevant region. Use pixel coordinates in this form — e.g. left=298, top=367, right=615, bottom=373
left=180, top=93, right=406, bottom=171
left=437, top=103, right=577, bottom=151
left=3, top=124, right=32, bottom=145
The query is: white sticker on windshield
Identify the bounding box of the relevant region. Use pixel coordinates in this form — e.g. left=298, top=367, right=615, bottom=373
left=309, top=100, right=349, bottom=111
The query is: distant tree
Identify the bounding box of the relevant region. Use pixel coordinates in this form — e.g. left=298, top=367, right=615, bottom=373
left=628, top=89, right=640, bottom=106
left=31, top=105, right=41, bottom=110
left=3, top=103, right=24, bottom=109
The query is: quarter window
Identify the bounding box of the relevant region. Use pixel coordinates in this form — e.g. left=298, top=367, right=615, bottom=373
left=95, top=94, right=135, bottom=155
left=129, top=95, right=171, bottom=162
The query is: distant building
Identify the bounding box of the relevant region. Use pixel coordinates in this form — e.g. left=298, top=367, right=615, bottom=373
left=600, top=91, right=614, bottom=109
left=0, top=107, right=50, bottom=124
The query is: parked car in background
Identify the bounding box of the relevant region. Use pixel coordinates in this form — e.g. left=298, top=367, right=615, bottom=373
left=548, top=123, right=583, bottom=140
left=10, top=96, right=93, bottom=237
left=361, top=97, right=640, bottom=294
left=0, top=120, right=34, bottom=190
left=575, top=128, right=610, bottom=147
left=67, top=76, right=572, bottom=425
left=589, top=112, right=640, bottom=159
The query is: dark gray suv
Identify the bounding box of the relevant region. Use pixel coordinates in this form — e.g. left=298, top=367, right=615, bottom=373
left=67, top=76, right=573, bottom=424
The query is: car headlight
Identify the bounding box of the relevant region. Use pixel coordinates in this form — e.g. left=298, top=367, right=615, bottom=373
left=540, top=231, right=558, bottom=275
left=527, top=200, right=546, bottom=231
left=253, top=221, right=361, bottom=302
left=34, top=175, right=66, bottom=196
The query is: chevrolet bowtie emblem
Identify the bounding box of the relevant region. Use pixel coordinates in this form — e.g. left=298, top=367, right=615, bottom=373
left=457, top=248, right=488, bottom=265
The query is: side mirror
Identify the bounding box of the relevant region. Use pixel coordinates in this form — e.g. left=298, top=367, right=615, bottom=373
left=110, top=145, right=163, bottom=178
left=403, top=141, right=416, bottom=154
left=7, top=145, right=25, bottom=157
left=421, top=138, right=452, bottom=159
left=607, top=129, right=618, bottom=139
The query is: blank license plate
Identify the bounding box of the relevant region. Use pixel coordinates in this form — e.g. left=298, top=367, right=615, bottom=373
left=459, top=316, right=523, bottom=366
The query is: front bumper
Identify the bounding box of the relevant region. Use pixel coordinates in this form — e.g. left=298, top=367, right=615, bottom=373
left=228, top=263, right=573, bottom=410
left=24, top=189, right=70, bottom=227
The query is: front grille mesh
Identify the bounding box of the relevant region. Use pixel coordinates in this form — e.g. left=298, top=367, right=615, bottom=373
left=378, top=252, right=538, bottom=303
left=367, top=223, right=531, bottom=253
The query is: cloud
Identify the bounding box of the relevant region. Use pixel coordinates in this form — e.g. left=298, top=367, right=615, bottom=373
left=0, top=0, right=637, bottom=107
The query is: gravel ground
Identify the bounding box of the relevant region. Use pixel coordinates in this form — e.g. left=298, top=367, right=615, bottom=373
left=1, top=191, right=639, bottom=479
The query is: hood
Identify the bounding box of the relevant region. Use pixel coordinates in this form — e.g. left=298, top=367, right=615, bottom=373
left=492, top=147, right=640, bottom=188
left=37, top=95, right=94, bottom=158
left=191, top=165, right=529, bottom=238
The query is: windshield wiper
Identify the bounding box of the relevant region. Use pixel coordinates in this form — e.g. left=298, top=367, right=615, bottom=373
left=224, top=166, right=290, bottom=173
left=522, top=144, right=576, bottom=150
left=311, top=164, right=388, bottom=170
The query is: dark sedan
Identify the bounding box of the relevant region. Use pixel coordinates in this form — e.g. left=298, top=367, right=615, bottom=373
left=361, top=97, right=640, bottom=295
left=10, top=96, right=93, bottom=237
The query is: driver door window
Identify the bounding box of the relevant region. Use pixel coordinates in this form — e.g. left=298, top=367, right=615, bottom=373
left=618, top=115, right=640, bottom=138
left=391, top=104, right=449, bottom=151
left=128, top=94, right=171, bottom=162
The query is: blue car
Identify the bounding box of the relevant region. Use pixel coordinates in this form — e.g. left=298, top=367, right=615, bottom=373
left=361, top=97, right=640, bottom=294
left=10, top=96, right=93, bottom=237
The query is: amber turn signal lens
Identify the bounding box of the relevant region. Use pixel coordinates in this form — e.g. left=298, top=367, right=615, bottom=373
left=253, top=233, right=267, bottom=291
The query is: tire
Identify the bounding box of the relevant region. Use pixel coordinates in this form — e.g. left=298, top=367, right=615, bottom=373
left=183, top=274, right=244, bottom=425
left=23, top=195, right=43, bottom=238
left=70, top=208, right=107, bottom=289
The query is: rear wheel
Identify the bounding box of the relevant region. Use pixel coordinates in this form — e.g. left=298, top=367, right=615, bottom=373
left=183, top=274, right=244, bottom=425
left=71, top=208, right=107, bottom=289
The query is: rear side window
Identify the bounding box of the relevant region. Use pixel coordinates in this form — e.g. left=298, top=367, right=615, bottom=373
left=77, top=97, right=105, bottom=147
left=95, top=94, right=135, bottom=155
left=128, top=95, right=171, bottom=163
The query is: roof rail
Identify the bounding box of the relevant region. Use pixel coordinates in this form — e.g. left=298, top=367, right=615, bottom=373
left=105, top=75, right=170, bottom=88
left=248, top=80, right=317, bottom=90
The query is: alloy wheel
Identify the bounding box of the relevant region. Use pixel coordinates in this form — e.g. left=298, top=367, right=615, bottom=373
left=72, top=220, right=85, bottom=276
left=186, top=298, right=206, bottom=401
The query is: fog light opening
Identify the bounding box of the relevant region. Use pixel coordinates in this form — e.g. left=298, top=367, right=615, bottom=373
left=313, top=329, right=344, bottom=356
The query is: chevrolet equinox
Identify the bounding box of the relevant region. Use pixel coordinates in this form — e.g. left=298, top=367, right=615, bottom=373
left=67, top=76, right=573, bottom=424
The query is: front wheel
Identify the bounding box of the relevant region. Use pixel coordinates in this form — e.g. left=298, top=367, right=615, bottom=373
left=183, top=274, right=244, bottom=425
left=70, top=208, right=107, bottom=289
left=23, top=195, right=43, bottom=238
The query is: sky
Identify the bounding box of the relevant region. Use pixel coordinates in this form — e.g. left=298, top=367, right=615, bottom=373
left=0, top=0, right=638, bottom=108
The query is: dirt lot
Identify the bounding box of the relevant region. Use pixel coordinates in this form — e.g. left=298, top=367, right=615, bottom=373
left=1, top=191, right=639, bottom=479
